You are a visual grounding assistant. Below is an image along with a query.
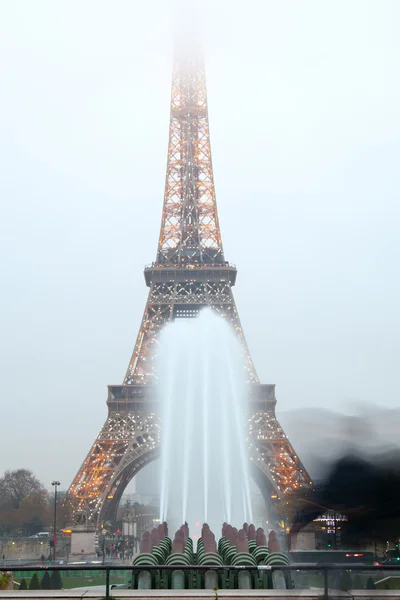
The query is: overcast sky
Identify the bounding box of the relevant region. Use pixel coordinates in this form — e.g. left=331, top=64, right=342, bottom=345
left=0, top=0, right=399, bottom=490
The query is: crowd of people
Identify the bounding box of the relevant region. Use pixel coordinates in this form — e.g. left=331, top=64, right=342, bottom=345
left=100, top=537, right=140, bottom=561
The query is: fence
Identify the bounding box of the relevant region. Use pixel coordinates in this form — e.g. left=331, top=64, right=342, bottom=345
left=2, top=563, right=400, bottom=599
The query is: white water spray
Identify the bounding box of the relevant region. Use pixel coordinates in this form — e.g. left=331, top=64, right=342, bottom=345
left=158, top=309, right=253, bottom=534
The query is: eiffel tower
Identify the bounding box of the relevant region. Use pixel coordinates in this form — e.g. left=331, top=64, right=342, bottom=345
left=66, top=42, right=312, bottom=529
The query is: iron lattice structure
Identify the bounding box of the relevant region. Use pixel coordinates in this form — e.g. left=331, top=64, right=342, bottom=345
left=66, top=46, right=312, bottom=528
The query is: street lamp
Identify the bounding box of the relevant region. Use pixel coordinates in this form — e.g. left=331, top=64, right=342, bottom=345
left=102, top=530, right=107, bottom=565
left=51, top=481, right=60, bottom=561
left=133, top=517, right=138, bottom=555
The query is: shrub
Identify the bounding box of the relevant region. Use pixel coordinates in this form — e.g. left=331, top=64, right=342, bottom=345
left=19, top=579, right=27, bottom=590
left=339, top=570, right=352, bottom=591
left=29, top=573, right=40, bottom=590
left=353, top=574, right=362, bottom=589
left=51, top=570, right=63, bottom=589
left=366, top=577, right=375, bottom=590
left=41, top=572, right=52, bottom=589
left=0, top=573, right=13, bottom=590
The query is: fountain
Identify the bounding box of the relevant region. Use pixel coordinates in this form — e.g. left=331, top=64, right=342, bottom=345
left=132, top=521, right=292, bottom=590
left=157, top=309, right=253, bottom=533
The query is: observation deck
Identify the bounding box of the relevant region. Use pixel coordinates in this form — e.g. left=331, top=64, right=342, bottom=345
left=248, top=384, right=277, bottom=412
left=107, top=384, right=156, bottom=414
left=107, top=383, right=276, bottom=414
left=144, top=262, right=237, bottom=287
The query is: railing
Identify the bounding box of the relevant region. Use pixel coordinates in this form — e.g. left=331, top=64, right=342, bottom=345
left=2, top=563, right=400, bottom=599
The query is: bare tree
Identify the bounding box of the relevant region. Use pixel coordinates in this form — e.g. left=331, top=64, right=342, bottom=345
left=0, top=469, right=45, bottom=509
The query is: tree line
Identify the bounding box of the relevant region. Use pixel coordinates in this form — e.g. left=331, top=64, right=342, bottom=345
left=0, top=469, right=69, bottom=536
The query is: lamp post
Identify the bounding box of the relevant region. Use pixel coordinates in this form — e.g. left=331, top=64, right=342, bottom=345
left=133, top=517, right=138, bottom=556
left=102, top=530, right=106, bottom=565
left=51, top=481, right=60, bottom=561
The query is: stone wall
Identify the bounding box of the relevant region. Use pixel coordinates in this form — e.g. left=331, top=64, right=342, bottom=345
left=0, top=538, right=70, bottom=561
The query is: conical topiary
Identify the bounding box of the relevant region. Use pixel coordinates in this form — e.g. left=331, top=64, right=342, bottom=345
left=366, top=576, right=375, bottom=590
left=19, top=579, right=27, bottom=590
left=353, top=574, right=362, bottom=589
left=29, top=574, right=40, bottom=590
left=339, top=570, right=352, bottom=591
left=41, top=572, right=52, bottom=589
left=51, top=570, right=63, bottom=590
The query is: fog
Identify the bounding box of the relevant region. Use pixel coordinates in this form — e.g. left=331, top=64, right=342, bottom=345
left=0, top=0, right=399, bottom=490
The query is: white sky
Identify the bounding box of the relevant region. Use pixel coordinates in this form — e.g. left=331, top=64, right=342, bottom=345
left=0, top=0, right=399, bottom=489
